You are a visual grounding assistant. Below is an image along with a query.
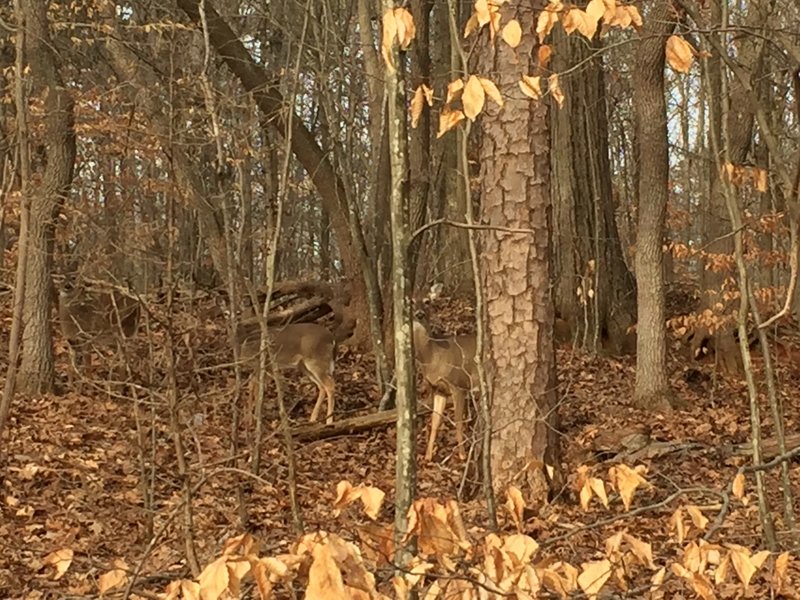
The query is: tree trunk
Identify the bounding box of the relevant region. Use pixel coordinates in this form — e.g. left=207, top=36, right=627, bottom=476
left=478, top=4, right=560, bottom=502
left=17, top=0, right=76, bottom=395
left=551, top=30, right=637, bottom=353
left=632, top=0, right=674, bottom=409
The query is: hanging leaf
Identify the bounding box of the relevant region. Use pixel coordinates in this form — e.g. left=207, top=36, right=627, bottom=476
left=666, top=35, right=694, bottom=73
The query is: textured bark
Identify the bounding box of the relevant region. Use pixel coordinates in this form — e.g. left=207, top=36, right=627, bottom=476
left=551, top=30, right=636, bottom=353
left=18, top=0, right=76, bottom=394
left=632, top=0, right=674, bottom=408
left=478, top=3, right=560, bottom=501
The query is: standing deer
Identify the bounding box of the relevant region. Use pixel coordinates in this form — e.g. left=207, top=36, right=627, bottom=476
left=57, top=280, right=141, bottom=382
left=412, top=319, right=477, bottom=461
left=237, top=321, right=349, bottom=425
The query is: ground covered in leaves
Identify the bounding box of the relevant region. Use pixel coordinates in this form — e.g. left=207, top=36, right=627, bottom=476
left=1, top=296, right=800, bottom=598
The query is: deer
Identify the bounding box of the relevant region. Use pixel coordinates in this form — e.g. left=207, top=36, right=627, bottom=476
left=412, top=318, right=477, bottom=461
left=237, top=319, right=353, bottom=425
left=57, top=279, right=141, bottom=382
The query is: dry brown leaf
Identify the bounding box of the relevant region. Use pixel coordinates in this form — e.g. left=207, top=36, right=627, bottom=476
left=666, top=35, right=694, bottom=73
left=623, top=533, right=655, bottom=569
left=98, top=559, right=128, bottom=594
left=732, top=473, right=746, bottom=499
left=252, top=561, right=274, bottom=600
left=393, top=7, right=416, bottom=49
left=181, top=580, right=201, bottom=600
left=306, top=542, right=347, bottom=599
left=685, top=505, right=709, bottom=531
left=464, top=13, right=480, bottom=37
left=608, top=464, right=649, bottom=510
left=502, top=18, right=522, bottom=48
left=505, top=485, right=525, bottom=530
left=538, top=44, right=553, bottom=68
left=773, top=552, right=790, bottom=595
left=445, top=78, right=465, bottom=105
left=479, top=77, right=504, bottom=107
left=537, top=0, right=563, bottom=43
left=589, top=478, right=608, bottom=508
left=520, top=75, right=543, bottom=100
left=197, top=556, right=230, bottom=600
left=43, top=548, right=74, bottom=581
left=410, top=86, right=426, bottom=129
left=463, top=75, right=486, bottom=121
left=577, top=559, right=612, bottom=599
left=585, top=0, right=605, bottom=23
left=548, top=73, right=565, bottom=107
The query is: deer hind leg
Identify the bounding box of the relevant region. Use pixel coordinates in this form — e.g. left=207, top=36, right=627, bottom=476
left=306, top=360, right=335, bottom=424
left=425, top=392, right=447, bottom=461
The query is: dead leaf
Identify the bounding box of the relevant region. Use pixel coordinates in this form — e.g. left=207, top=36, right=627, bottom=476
left=502, top=19, right=522, bottom=48
left=577, top=559, right=612, bottom=599
left=98, top=559, right=128, bottom=594
left=462, top=75, right=486, bottom=121
left=43, top=548, right=73, bottom=581
left=520, top=75, right=542, bottom=100
left=666, top=35, right=694, bottom=73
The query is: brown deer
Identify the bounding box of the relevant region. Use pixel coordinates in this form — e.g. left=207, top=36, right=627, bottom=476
left=412, top=319, right=477, bottom=461
left=237, top=321, right=347, bottom=425
left=57, top=280, right=141, bottom=381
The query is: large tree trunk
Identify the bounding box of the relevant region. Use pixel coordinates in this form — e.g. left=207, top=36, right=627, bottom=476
left=632, top=0, right=674, bottom=409
left=551, top=30, right=636, bottom=353
left=17, top=0, right=76, bottom=395
left=478, top=3, right=560, bottom=502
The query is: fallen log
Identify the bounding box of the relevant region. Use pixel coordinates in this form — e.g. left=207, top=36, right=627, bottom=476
left=292, top=408, right=432, bottom=442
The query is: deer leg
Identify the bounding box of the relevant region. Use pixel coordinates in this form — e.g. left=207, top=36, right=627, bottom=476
left=309, top=384, right=326, bottom=423
left=322, top=375, right=335, bottom=424
left=425, top=392, right=447, bottom=461
left=453, top=389, right=466, bottom=460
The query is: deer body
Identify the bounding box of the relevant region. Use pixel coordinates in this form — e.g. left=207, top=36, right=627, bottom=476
left=238, top=322, right=337, bottom=424
left=58, top=283, right=141, bottom=379
left=413, top=320, right=477, bottom=461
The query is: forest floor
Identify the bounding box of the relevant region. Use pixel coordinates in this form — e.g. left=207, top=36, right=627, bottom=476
left=1, top=296, right=800, bottom=598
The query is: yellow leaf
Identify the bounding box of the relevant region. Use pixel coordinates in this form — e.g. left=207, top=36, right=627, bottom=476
left=197, top=556, right=229, bottom=600
left=585, top=0, right=605, bottom=23
left=520, top=75, right=542, bottom=100
left=182, top=580, right=201, bottom=600
left=685, top=505, right=709, bottom=531
left=650, top=567, right=666, bottom=592
left=98, top=559, right=128, bottom=593
left=306, top=542, right=347, bottom=599
left=479, top=77, right=504, bottom=107
left=502, top=18, right=522, bottom=48
left=577, top=559, right=612, bottom=599
left=504, top=534, right=540, bottom=563
left=393, top=7, right=416, bottom=49
left=437, top=109, right=465, bottom=137
left=359, top=485, right=386, bottom=520
left=475, top=0, right=492, bottom=26
left=464, top=13, right=480, bottom=38
left=589, top=478, right=608, bottom=508
left=505, top=485, right=525, bottom=530
left=729, top=547, right=759, bottom=589
left=411, top=87, right=426, bottom=129
left=628, top=6, right=643, bottom=28
left=732, top=473, right=746, bottom=499
left=549, top=74, right=565, bottom=108
left=580, top=480, right=593, bottom=511
left=562, top=8, right=597, bottom=39
left=666, top=35, right=694, bottom=73
left=44, top=548, right=73, bottom=581
left=462, top=75, right=485, bottom=121
left=608, top=464, right=649, bottom=510
left=773, top=552, right=790, bottom=595
left=623, top=534, right=655, bottom=569
left=252, top=561, right=274, bottom=600
left=446, top=78, right=464, bottom=105
left=715, top=553, right=730, bottom=584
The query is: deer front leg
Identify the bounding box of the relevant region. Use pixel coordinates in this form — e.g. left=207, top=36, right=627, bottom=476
left=425, top=392, right=447, bottom=461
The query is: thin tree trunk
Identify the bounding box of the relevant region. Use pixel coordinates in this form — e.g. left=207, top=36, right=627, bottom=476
left=632, top=0, right=674, bottom=409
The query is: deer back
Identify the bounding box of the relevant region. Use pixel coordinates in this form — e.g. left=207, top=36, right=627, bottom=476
left=58, top=285, right=141, bottom=345
left=238, top=322, right=336, bottom=371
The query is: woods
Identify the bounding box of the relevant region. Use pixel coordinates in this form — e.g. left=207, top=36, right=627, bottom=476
left=0, top=0, right=799, bottom=597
